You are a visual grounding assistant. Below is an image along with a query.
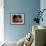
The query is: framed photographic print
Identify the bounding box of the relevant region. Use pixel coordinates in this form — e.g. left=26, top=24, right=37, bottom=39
left=11, top=13, right=24, bottom=24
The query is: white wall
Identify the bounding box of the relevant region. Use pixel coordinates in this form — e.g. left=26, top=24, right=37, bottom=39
left=0, top=0, right=4, bottom=42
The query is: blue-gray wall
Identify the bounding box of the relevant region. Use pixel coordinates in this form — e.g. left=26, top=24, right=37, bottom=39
left=4, top=0, right=40, bottom=42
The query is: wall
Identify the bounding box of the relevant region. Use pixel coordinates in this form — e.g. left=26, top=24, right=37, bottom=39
left=0, top=0, right=4, bottom=42
left=40, top=0, right=46, bottom=45
left=4, top=0, right=40, bottom=42
left=40, top=0, right=46, bottom=27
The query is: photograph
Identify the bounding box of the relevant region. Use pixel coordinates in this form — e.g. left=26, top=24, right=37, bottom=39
left=11, top=13, right=24, bottom=24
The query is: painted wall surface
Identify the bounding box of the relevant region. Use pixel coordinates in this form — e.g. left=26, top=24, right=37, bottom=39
left=4, top=0, right=40, bottom=42
left=0, top=0, right=4, bottom=41
left=40, top=0, right=46, bottom=27
left=40, top=0, right=46, bottom=45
